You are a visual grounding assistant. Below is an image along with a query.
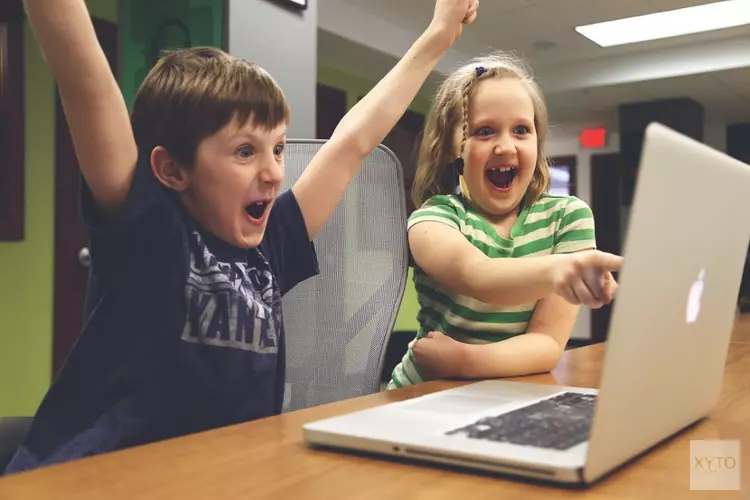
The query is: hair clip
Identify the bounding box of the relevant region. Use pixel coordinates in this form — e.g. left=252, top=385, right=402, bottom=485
left=475, top=66, right=486, bottom=77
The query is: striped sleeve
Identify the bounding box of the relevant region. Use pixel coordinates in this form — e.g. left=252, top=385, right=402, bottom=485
left=553, top=197, right=597, bottom=254
left=407, top=195, right=461, bottom=231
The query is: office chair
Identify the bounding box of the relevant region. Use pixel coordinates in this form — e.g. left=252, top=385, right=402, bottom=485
left=0, top=417, right=32, bottom=474
left=280, top=140, right=409, bottom=412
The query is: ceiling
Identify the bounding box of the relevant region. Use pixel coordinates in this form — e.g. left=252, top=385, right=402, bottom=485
left=318, top=0, right=750, bottom=131
left=338, top=0, right=750, bottom=65
left=546, top=66, right=750, bottom=128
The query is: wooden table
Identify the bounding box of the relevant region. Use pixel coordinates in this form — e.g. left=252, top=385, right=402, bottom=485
left=2, top=320, right=749, bottom=499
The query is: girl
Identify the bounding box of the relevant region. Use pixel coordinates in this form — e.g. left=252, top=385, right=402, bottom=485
left=388, top=52, right=621, bottom=389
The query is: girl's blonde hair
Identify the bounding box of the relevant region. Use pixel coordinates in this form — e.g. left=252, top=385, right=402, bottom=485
left=411, top=52, right=551, bottom=209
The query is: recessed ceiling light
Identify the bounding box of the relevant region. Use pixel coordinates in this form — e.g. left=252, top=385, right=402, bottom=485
left=575, top=0, right=750, bottom=47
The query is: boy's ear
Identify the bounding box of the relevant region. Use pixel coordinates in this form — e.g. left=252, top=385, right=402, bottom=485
left=150, top=146, right=190, bottom=191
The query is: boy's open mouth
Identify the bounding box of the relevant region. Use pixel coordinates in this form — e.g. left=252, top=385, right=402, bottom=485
left=485, top=166, right=518, bottom=191
left=245, top=200, right=270, bottom=222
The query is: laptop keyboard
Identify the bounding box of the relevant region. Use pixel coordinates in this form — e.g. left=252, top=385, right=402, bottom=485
left=445, top=392, right=597, bottom=451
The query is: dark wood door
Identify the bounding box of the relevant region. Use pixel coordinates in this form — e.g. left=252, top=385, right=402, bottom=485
left=590, top=152, right=624, bottom=343
left=0, top=1, right=25, bottom=241
left=726, top=123, right=750, bottom=311
left=380, top=110, right=424, bottom=216
left=53, top=18, right=118, bottom=377
left=315, top=83, right=346, bottom=140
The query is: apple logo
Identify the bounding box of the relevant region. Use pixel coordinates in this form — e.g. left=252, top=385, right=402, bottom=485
left=686, top=268, right=706, bottom=324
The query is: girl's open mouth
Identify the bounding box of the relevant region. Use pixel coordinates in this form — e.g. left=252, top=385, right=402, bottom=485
left=485, top=167, right=518, bottom=191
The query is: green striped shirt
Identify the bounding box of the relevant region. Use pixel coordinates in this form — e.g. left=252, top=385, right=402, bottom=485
left=387, top=193, right=596, bottom=390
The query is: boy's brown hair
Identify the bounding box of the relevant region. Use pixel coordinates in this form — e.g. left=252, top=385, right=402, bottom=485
left=130, top=46, right=290, bottom=168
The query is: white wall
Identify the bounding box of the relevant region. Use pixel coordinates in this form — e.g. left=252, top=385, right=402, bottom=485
left=228, top=0, right=317, bottom=138
left=545, top=120, right=726, bottom=340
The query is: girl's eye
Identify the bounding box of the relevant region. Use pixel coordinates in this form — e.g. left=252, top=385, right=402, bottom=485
left=514, top=125, right=530, bottom=135
left=474, top=126, right=493, bottom=137
left=274, top=143, right=285, bottom=156
left=237, top=145, right=253, bottom=159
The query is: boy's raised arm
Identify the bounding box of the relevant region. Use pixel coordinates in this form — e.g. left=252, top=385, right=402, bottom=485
left=24, top=0, right=138, bottom=215
left=292, top=0, right=478, bottom=240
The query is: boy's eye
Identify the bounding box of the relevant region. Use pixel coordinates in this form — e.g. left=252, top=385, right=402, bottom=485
left=274, top=143, right=285, bottom=156
left=237, top=145, right=253, bottom=159
left=514, top=125, right=530, bottom=135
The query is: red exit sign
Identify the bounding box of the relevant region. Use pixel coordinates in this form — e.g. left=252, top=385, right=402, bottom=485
left=579, top=127, right=607, bottom=149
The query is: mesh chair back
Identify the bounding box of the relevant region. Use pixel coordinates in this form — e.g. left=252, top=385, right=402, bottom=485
left=280, top=140, right=408, bottom=412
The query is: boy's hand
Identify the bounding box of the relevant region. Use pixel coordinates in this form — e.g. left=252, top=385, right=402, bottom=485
left=413, top=331, right=467, bottom=380
left=429, top=0, right=479, bottom=47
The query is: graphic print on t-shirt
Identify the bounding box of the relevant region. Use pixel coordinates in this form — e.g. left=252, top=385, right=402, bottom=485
left=180, top=230, right=281, bottom=354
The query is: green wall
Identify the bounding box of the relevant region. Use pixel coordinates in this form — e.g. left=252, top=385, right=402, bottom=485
left=393, top=270, right=420, bottom=332
left=120, top=0, right=225, bottom=111
left=317, top=64, right=423, bottom=333
left=0, top=0, right=117, bottom=417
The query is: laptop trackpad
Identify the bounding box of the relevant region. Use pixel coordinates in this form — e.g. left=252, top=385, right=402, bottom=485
left=400, top=382, right=564, bottom=415
left=401, top=394, right=524, bottom=414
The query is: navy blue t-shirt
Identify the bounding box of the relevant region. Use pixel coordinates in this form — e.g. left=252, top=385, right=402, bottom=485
left=5, top=155, right=319, bottom=474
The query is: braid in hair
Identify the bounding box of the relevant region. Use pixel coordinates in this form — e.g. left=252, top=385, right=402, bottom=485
left=458, top=78, right=472, bottom=165
left=454, top=66, right=487, bottom=195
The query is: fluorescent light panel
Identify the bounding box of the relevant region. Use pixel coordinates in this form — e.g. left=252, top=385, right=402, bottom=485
left=575, top=0, right=750, bottom=47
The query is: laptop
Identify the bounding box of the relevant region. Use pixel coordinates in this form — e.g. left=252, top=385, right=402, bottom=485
left=302, top=122, right=750, bottom=485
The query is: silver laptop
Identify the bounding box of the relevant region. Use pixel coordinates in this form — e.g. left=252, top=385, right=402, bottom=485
left=302, top=122, right=750, bottom=485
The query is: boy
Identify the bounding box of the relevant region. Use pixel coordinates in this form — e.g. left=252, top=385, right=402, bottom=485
left=6, top=0, right=479, bottom=473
